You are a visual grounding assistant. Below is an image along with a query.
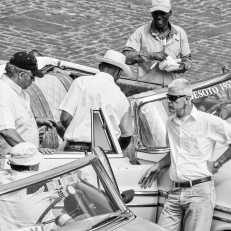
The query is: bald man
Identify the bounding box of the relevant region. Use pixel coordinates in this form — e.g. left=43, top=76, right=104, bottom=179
left=139, top=78, right=231, bottom=231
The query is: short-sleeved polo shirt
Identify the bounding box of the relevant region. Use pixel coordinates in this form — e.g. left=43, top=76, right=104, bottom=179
left=125, top=22, right=191, bottom=85
left=59, top=72, right=132, bottom=142
left=0, top=74, right=39, bottom=155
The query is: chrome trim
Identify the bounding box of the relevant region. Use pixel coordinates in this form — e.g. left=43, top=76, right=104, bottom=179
left=135, top=148, right=170, bottom=154
left=213, top=215, right=231, bottom=224
left=44, top=154, right=124, bottom=159
left=215, top=205, right=231, bottom=216
left=128, top=203, right=158, bottom=208
left=158, top=203, right=164, bottom=207
left=134, top=191, right=159, bottom=196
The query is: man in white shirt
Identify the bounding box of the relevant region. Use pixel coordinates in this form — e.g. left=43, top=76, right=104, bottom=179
left=59, top=50, right=132, bottom=151
left=139, top=78, right=231, bottom=231
left=0, top=52, right=57, bottom=168
left=122, top=0, right=192, bottom=85
left=0, top=142, right=59, bottom=231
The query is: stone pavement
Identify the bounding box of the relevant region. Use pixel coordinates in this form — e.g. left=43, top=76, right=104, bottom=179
left=0, top=0, right=231, bottom=82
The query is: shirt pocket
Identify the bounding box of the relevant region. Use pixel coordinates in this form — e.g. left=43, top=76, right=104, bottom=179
left=190, top=134, right=209, bottom=157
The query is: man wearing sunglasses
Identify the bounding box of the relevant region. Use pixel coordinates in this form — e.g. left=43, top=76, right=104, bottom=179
left=0, top=52, right=57, bottom=168
left=139, top=78, right=231, bottom=231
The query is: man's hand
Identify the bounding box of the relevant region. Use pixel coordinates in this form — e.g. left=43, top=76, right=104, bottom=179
left=36, top=118, right=57, bottom=129
left=38, top=148, right=55, bottom=155
left=138, top=163, right=160, bottom=189
left=148, top=51, right=168, bottom=62
left=207, top=161, right=219, bottom=175
left=172, top=62, right=186, bottom=74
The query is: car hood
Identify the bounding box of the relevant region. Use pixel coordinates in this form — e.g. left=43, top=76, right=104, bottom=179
left=114, top=216, right=167, bottom=231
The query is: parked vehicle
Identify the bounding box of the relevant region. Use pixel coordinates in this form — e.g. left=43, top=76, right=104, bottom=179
left=0, top=147, right=166, bottom=231
left=1, top=56, right=231, bottom=230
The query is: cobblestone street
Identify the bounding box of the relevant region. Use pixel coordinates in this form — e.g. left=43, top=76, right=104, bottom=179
left=0, top=0, right=231, bottom=81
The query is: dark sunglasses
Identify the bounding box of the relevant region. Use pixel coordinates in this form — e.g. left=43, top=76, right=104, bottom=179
left=166, top=94, right=189, bottom=102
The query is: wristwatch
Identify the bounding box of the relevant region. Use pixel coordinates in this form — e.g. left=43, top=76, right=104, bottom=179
left=213, top=160, right=221, bottom=168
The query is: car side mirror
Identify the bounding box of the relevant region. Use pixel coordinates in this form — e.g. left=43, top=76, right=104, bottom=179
left=121, top=189, right=135, bottom=204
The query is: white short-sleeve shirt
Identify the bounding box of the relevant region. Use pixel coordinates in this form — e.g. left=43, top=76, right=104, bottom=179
left=125, top=22, right=191, bottom=85
left=0, top=75, right=39, bottom=154
left=167, top=105, right=231, bottom=182
left=59, top=72, right=132, bottom=142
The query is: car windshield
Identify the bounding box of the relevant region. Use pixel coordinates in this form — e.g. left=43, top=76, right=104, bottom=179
left=137, top=77, right=231, bottom=149
left=0, top=157, right=124, bottom=231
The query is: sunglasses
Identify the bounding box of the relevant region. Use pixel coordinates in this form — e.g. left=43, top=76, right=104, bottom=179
left=166, top=94, right=189, bottom=102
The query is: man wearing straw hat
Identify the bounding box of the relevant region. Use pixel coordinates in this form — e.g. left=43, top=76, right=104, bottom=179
left=122, top=0, right=192, bottom=86
left=59, top=50, right=132, bottom=152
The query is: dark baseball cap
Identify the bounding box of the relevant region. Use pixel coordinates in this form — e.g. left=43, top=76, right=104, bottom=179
left=10, top=51, right=44, bottom=78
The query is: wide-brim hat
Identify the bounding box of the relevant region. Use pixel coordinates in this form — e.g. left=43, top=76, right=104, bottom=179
left=10, top=51, right=44, bottom=78
left=96, top=50, right=131, bottom=76
left=151, top=0, right=171, bottom=13
left=8, top=142, right=44, bottom=166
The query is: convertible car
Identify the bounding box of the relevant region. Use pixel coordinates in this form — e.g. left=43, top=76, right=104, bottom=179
left=0, top=147, right=166, bottom=231
left=1, top=54, right=231, bottom=231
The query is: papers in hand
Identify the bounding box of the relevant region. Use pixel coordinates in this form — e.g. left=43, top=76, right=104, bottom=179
left=159, top=56, right=181, bottom=72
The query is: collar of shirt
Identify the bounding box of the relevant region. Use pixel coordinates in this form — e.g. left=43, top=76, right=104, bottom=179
left=171, top=105, right=198, bottom=124
left=2, top=74, right=23, bottom=95
left=149, top=21, right=178, bottom=39
left=95, top=72, right=115, bottom=82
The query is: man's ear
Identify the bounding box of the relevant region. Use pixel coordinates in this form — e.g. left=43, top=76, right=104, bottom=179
left=18, top=72, right=25, bottom=80
left=169, top=10, right=172, bottom=17
left=185, top=96, right=190, bottom=104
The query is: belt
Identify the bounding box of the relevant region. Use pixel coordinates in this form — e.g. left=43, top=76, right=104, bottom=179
left=68, top=141, right=91, bottom=146
left=173, top=176, right=212, bottom=188
left=65, top=141, right=91, bottom=151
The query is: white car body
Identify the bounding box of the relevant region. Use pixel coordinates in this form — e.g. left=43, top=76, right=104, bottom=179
left=2, top=56, right=231, bottom=230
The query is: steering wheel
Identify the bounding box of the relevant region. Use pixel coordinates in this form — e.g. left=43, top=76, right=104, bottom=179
left=36, top=186, right=76, bottom=225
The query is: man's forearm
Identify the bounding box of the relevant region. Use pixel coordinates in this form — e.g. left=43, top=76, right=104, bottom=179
left=216, top=145, right=231, bottom=167
left=158, top=152, right=171, bottom=170
left=60, top=111, right=73, bottom=129
left=118, top=136, right=131, bottom=150
left=181, top=53, right=192, bottom=71
left=122, top=47, right=151, bottom=65
left=0, top=129, right=24, bottom=147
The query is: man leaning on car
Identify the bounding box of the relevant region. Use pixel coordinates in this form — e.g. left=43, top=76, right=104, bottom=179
left=59, top=50, right=132, bottom=152
left=0, top=51, right=58, bottom=168
left=139, top=78, right=231, bottom=231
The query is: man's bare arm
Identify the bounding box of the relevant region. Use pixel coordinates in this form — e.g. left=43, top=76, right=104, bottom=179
left=118, top=136, right=131, bottom=150
left=122, top=47, right=167, bottom=65
left=0, top=129, right=24, bottom=147
left=207, top=145, right=231, bottom=174
left=139, top=152, right=171, bottom=188
left=60, top=111, right=73, bottom=129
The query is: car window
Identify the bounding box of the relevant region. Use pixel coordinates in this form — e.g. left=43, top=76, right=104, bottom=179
left=138, top=99, right=170, bottom=148
left=137, top=78, right=231, bottom=149
left=0, top=162, right=120, bottom=231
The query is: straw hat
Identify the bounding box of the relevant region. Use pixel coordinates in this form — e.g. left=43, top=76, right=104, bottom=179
left=8, top=142, right=44, bottom=166
left=96, top=50, right=131, bottom=76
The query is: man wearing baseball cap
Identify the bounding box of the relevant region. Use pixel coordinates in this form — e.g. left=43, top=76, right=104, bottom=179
left=123, top=0, right=192, bottom=86
left=0, top=52, right=57, bottom=167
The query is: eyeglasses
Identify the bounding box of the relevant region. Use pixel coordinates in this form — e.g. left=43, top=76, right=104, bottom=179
left=166, top=94, right=189, bottom=102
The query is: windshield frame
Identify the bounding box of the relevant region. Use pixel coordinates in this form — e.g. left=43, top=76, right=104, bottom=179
left=0, top=155, right=127, bottom=214
left=135, top=74, right=231, bottom=150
